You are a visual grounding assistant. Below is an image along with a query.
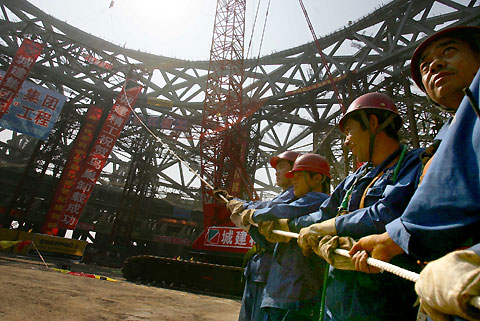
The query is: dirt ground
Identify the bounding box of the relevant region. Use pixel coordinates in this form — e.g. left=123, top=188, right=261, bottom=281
left=0, top=253, right=241, bottom=321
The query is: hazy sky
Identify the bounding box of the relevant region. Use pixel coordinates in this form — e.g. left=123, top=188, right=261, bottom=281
left=27, top=0, right=388, bottom=61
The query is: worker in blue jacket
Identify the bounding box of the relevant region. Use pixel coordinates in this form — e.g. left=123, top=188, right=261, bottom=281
left=237, top=153, right=331, bottom=321
left=215, top=151, right=300, bottom=321
left=261, top=92, right=424, bottom=321
left=348, top=26, right=480, bottom=321
left=350, top=25, right=480, bottom=266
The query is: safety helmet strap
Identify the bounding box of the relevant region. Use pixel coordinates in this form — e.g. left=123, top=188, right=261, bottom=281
left=360, top=110, right=396, bottom=162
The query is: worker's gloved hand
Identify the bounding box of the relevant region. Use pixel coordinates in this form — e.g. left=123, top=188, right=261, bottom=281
left=226, top=199, right=245, bottom=215
left=415, top=248, right=480, bottom=321
left=240, top=209, right=256, bottom=226
left=212, top=187, right=234, bottom=202
left=315, top=235, right=355, bottom=270
left=298, top=218, right=337, bottom=256
left=230, top=212, right=250, bottom=232
left=227, top=200, right=249, bottom=231
left=258, top=219, right=291, bottom=243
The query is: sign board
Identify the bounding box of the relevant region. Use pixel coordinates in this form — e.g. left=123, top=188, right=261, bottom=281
left=58, top=84, right=142, bottom=230
left=0, top=71, right=66, bottom=140
left=192, top=226, right=255, bottom=253
left=41, top=106, right=103, bottom=234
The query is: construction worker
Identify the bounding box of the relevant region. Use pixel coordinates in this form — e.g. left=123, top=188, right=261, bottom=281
left=215, top=150, right=300, bottom=321
left=261, top=92, right=425, bottom=321
left=239, top=153, right=331, bottom=321
left=349, top=26, right=480, bottom=321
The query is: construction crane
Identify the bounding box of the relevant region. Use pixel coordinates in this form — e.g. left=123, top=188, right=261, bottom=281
left=123, top=0, right=254, bottom=295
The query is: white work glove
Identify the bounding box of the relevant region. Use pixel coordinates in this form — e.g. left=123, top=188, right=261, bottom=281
left=298, top=218, right=337, bottom=256
left=315, top=235, right=356, bottom=270
left=230, top=212, right=250, bottom=231
left=226, top=200, right=250, bottom=231
left=258, top=219, right=291, bottom=243
left=226, top=199, right=245, bottom=215
left=212, top=187, right=234, bottom=202
left=240, top=209, right=257, bottom=226
left=415, top=248, right=480, bottom=321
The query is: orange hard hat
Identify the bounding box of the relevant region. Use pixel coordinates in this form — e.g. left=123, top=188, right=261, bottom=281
left=270, top=151, right=301, bottom=169
left=285, top=153, right=331, bottom=179
left=338, top=92, right=402, bottom=133
left=410, top=25, right=480, bottom=91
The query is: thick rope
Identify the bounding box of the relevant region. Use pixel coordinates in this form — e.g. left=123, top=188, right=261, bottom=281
left=265, top=228, right=480, bottom=310
left=248, top=225, right=420, bottom=281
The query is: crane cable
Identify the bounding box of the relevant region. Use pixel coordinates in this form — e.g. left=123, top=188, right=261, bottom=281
left=121, top=83, right=228, bottom=203
left=246, top=0, right=271, bottom=102
left=298, top=0, right=345, bottom=113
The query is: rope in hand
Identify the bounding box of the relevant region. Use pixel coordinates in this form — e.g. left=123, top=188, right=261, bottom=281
left=255, top=226, right=480, bottom=310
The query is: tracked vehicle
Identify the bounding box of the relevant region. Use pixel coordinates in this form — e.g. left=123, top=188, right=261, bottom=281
left=121, top=205, right=255, bottom=296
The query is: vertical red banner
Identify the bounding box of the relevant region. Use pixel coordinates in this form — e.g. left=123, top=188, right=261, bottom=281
left=57, top=84, right=143, bottom=230
left=41, top=106, right=103, bottom=235
left=0, top=39, right=44, bottom=118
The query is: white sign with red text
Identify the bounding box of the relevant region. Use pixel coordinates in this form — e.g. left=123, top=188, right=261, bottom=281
left=204, top=226, right=255, bottom=249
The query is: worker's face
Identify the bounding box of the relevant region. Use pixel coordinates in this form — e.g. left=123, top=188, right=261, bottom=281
left=419, top=37, right=480, bottom=110
left=292, top=171, right=311, bottom=198
left=275, top=159, right=293, bottom=190
left=343, top=117, right=371, bottom=162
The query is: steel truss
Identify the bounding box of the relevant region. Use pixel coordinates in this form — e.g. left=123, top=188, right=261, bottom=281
left=0, top=0, right=478, bottom=227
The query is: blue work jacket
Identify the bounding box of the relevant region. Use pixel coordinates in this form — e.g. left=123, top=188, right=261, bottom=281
left=288, top=146, right=424, bottom=321
left=252, top=192, right=329, bottom=309
left=386, top=69, right=480, bottom=262
left=243, top=186, right=297, bottom=283
left=239, top=187, right=297, bottom=321
left=243, top=186, right=296, bottom=210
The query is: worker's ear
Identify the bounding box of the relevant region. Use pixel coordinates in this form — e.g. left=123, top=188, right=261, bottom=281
left=313, top=173, right=326, bottom=186
left=369, top=114, right=379, bottom=133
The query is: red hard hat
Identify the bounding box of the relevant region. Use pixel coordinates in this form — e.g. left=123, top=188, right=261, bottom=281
left=338, top=92, right=402, bottom=133
left=285, top=153, right=331, bottom=179
left=270, top=151, right=301, bottom=169
left=410, top=25, right=480, bottom=91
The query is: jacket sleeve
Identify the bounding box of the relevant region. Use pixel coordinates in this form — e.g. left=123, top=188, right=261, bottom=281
left=288, top=182, right=346, bottom=232
left=247, top=225, right=275, bottom=250
left=335, top=150, right=423, bottom=239
left=386, top=72, right=480, bottom=261
left=252, top=192, right=328, bottom=222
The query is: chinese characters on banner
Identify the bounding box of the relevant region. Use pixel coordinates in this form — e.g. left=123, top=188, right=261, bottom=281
left=0, top=71, right=67, bottom=140
left=0, top=39, right=44, bottom=118
left=41, top=106, right=103, bottom=235
left=80, top=53, right=113, bottom=70
left=57, top=85, right=143, bottom=230
left=203, top=226, right=255, bottom=252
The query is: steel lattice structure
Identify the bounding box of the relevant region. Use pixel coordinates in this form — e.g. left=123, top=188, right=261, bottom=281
left=200, top=0, right=250, bottom=204
left=0, top=0, right=478, bottom=232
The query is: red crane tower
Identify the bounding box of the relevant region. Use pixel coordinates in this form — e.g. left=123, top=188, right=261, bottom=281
left=199, top=0, right=255, bottom=231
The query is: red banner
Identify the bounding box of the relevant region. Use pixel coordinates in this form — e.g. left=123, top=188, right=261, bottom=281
left=0, top=39, right=44, bottom=118
left=41, top=106, right=103, bottom=235
left=57, top=84, right=142, bottom=230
